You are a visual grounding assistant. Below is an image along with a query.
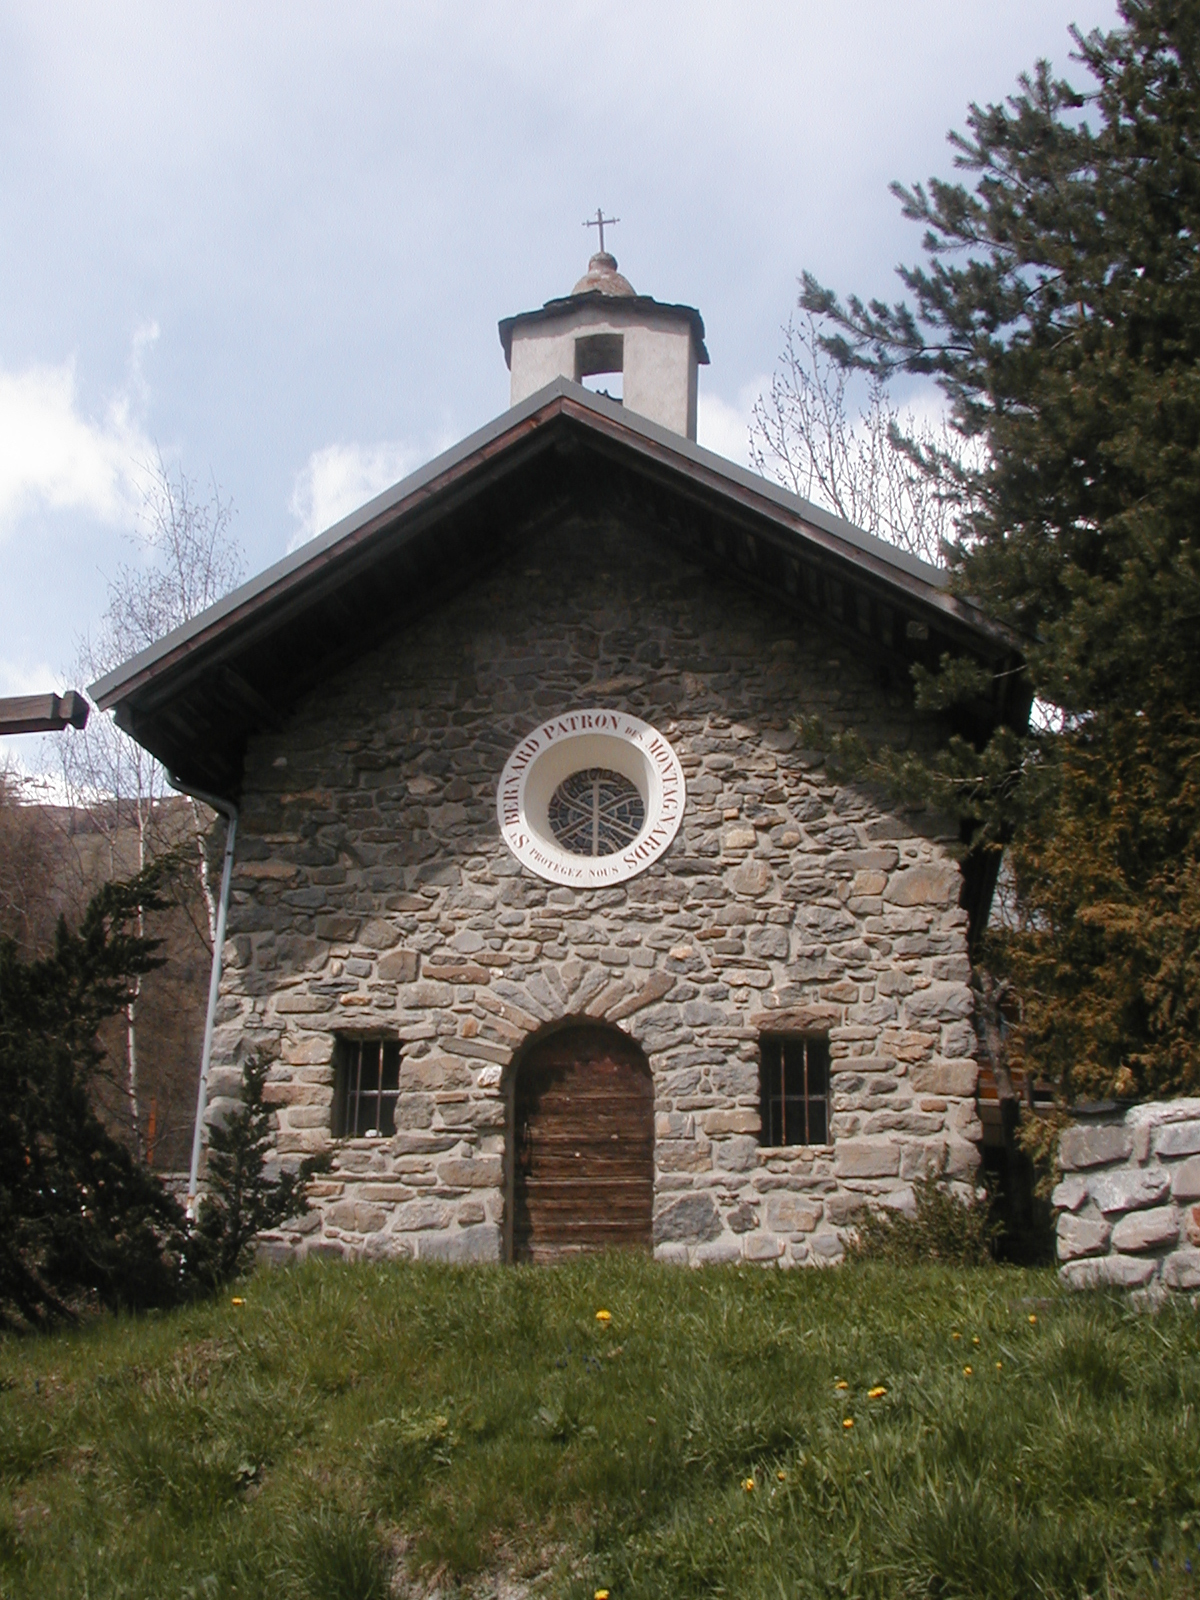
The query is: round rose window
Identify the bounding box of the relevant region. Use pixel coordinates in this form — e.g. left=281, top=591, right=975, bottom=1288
left=548, top=767, right=646, bottom=857
left=497, top=710, right=685, bottom=886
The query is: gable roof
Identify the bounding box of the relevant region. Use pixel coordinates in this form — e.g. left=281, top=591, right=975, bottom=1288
left=91, top=379, right=1027, bottom=801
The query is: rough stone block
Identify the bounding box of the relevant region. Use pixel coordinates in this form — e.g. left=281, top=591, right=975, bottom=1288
left=1111, top=1205, right=1179, bottom=1253
left=377, top=947, right=419, bottom=985
left=809, top=1230, right=845, bottom=1259
left=392, top=1199, right=455, bottom=1231
left=358, top=918, right=399, bottom=950
left=361, top=1233, right=412, bottom=1261
left=702, top=1109, right=760, bottom=1136
left=658, top=1141, right=715, bottom=1173
left=436, top=1157, right=503, bottom=1188
left=1056, top=1212, right=1111, bottom=1261
left=1188, top=1204, right=1200, bottom=1247
left=606, top=970, right=675, bottom=1020
left=1057, top=1124, right=1133, bottom=1171
left=1162, top=1247, right=1200, bottom=1290
left=834, top=1140, right=900, bottom=1178
left=1170, top=1157, right=1200, bottom=1201
left=1051, top=1176, right=1089, bottom=1213
left=354, top=1204, right=388, bottom=1234
left=654, top=1193, right=722, bottom=1244
left=910, top=1061, right=978, bottom=1097
left=281, top=1035, right=334, bottom=1066
left=903, top=984, right=973, bottom=1023
left=305, top=1239, right=347, bottom=1260
left=882, top=865, right=960, bottom=907
left=1155, top=1121, right=1200, bottom=1159
left=400, top=979, right=454, bottom=1008
left=742, top=1233, right=783, bottom=1260
left=286, top=1105, right=332, bottom=1129
left=401, top=1057, right=473, bottom=1091
left=417, top=1223, right=501, bottom=1263
left=731, top=860, right=772, bottom=896
left=767, top=1194, right=823, bottom=1233
left=1059, top=1254, right=1158, bottom=1290
left=714, top=1135, right=759, bottom=1172
left=1090, top=1167, right=1171, bottom=1214
left=692, top=1238, right=743, bottom=1265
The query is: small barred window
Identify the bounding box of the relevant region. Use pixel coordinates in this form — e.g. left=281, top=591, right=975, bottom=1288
left=333, top=1038, right=400, bottom=1138
left=759, top=1035, right=830, bottom=1147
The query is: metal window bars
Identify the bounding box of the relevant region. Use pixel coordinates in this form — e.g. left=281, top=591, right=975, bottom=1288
left=335, top=1038, right=401, bottom=1138
left=760, top=1036, right=830, bottom=1147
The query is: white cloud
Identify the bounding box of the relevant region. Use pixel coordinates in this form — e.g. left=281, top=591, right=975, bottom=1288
left=696, top=378, right=770, bottom=470
left=288, top=434, right=453, bottom=550
left=0, top=348, right=158, bottom=532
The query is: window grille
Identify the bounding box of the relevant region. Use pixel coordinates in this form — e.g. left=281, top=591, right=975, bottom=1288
left=758, top=1035, right=830, bottom=1147
left=333, top=1037, right=401, bottom=1138
left=547, top=767, right=645, bottom=856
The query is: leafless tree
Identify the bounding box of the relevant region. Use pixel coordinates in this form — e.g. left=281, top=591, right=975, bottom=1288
left=749, top=312, right=985, bottom=567
left=60, top=457, right=244, bottom=1154
left=0, top=766, right=66, bottom=957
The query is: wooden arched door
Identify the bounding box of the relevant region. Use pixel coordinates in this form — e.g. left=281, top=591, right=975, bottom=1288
left=512, top=1023, right=654, bottom=1262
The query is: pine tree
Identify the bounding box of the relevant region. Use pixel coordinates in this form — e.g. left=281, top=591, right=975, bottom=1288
left=801, top=0, right=1200, bottom=1101
left=0, top=859, right=187, bottom=1326
left=185, top=1055, right=324, bottom=1288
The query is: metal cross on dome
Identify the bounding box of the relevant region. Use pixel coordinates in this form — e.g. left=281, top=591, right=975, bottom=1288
left=583, top=208, right=619, bottom=253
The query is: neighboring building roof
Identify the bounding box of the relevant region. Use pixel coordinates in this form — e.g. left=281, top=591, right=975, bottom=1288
left=91, top=378, right=1027, bottom=806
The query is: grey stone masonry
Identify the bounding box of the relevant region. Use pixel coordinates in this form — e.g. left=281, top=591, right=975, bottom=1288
left=205, top=516, right=980, bottom=1266
left=1054, top=1098, right=1200, bottom=1291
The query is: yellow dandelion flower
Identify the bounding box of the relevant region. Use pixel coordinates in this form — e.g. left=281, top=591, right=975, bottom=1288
left=776, top=1470, right=787, bottom=1482
left=742, top=1476, right=755, bottom=1492
left=951, top=1331, right=961, bottom=1341
left=834, top=1380, right=849, bottom=1390
left=1028, top=1314, right=1038, bottom=1325
left=595, top=1309, right=612, bottom=1323
left=231, top=1297, right=245, bottom=1306
left=868, top=1385, right=887, bottom=1399
left=995, top=1362, right=1003, bottom=1372
left=963, top=1365, right=973, bottom=1376
left=972, top=1336, right=980, bottom=1346
left=595, top=1590, right=610, bottom=1599
left=842, top=1418, right=854, bottom=1430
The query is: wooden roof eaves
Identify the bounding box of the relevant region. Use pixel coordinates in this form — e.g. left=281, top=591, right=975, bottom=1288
left=91, top=379, right=1024, bottom=722
left=90, top=398, right=561, bottom=714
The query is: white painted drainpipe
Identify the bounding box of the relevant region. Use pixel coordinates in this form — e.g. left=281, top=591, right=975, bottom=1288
left=168, top=777, right=239, bottom=1214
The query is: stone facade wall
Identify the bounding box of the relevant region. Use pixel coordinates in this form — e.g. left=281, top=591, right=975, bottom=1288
left=1054, top=1099, right=1200, bottom=1291
left=207, top=516, right=980, bottom=1266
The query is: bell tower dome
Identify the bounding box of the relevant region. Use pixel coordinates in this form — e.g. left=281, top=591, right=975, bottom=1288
left=498, top=245, right=709, bottom=440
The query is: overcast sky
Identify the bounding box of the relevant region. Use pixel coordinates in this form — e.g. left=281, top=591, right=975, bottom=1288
left=1, top=0, right=1118, bottom=769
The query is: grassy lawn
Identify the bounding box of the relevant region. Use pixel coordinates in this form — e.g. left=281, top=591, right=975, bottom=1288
left=1, top=1257, right=1198, bottom=1599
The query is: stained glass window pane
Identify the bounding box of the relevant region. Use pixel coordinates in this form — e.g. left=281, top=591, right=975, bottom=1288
left=547, top=768, right=645, bottom=857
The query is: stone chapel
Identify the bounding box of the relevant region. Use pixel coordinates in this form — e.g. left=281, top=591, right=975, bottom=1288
left=93, top=249, right=1027, bottom=1266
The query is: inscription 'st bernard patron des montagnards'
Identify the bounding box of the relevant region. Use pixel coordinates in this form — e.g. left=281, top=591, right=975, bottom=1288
left=497, top=709, right=686, bottom=887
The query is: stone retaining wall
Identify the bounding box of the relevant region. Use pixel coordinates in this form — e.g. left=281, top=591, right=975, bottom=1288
left=1054, top=1098, right=1200, bottom=1290
left=207, top=515, right=980, bottom=1266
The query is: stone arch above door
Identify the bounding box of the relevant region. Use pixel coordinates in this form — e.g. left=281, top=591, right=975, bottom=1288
left=510, top=1021, right=654, bottom=1262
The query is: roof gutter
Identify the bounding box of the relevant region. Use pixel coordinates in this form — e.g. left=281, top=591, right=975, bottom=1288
left=168, top=775, right=239, bottom=1213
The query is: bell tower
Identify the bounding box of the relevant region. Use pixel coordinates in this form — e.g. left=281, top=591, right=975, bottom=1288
left=498, top=242, right=709, bottom=440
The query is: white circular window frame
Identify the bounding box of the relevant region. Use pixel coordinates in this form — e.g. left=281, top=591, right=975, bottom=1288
left=497, top=709, right=686, bottom=887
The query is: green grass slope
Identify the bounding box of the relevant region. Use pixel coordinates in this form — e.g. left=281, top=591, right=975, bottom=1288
left=1, top=1258, right=1198, bottom=1598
